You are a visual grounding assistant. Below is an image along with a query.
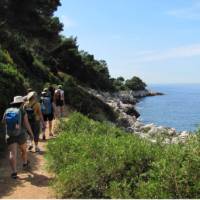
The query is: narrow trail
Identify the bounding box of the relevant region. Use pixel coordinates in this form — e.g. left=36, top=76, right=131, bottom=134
left=0, top=107, right=70, bottom=199
left=0, top=137, right=55, bottom=199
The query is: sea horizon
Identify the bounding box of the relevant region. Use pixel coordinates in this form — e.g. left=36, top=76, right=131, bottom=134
left=137, top=83, right=200, bottom=132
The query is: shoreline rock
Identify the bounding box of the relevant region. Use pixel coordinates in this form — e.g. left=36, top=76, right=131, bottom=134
left=87, top=88, right=191, bottom=144
left=146, top=92, right=165, bottom=96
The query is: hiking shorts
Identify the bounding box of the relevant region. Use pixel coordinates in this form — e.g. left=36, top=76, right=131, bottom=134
left=30, top=121, right=41, bottom=143
left=56, top=100, right=64, bottom=107
left=43, top=113, right=54, bottom=122
left=7, top=133, right=27, bottom=146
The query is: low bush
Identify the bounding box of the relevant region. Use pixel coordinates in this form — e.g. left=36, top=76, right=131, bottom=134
left=135, top=134, right=200, bottom=199
left=0, top=62, right=27, bottom=115
left=62, top=75, right=118, bottom=122
left=46, top=113, right=156, bottom=198
left=46, top=113, right=200, bottom=199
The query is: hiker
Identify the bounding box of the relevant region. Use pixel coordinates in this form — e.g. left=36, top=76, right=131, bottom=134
left=40, top=90, right=55, bottom=140
left=48, top=86, right=55, bottom=103
left=48, top=86, right=57, bottom=117
left=43, top=88, right=51, bottom=97
left=24, top=91, right=45, bottom=152
left=2, top=96, right=34, bottom=179
left=54, top=85, right=65, bottom=117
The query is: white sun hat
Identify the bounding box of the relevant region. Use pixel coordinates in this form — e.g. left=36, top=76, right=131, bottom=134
left=27, top=91, right=36, bottom=100
left=10, top=96, right=24, bottom=104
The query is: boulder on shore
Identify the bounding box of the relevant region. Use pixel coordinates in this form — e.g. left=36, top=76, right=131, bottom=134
left=87, top=87, right=191, bottom=144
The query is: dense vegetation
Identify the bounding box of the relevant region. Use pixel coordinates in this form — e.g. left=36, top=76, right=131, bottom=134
left=1, top=0, right=149, bottom=153
left=112, top=76, right=147, bottom=91
left=125, top=76, right=147, bottom=91
left=46, top=113, right=200, bottom=199
left=1, top=2, right=199, bottom=198
left=0, top=0, right=147, bottom=117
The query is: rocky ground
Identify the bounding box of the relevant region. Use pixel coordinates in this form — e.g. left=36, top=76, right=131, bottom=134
left=87, top=88, right=191, bottom=144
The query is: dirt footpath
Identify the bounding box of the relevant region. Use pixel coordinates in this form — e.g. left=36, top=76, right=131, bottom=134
left=0, top=106, right=70, bottom=199
left=0, top=134, right=56, bottom=199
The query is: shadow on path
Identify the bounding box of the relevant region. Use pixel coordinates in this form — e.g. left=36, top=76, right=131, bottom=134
left=0, top=106, right=70, bottom=198
left=0, top=139, right=52, bottom=198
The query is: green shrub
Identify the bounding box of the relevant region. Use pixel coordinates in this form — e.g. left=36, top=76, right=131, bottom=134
left=0, top=62, right=26, bottom=115
left=125, top=76, right=147, bottom=91
left=62, top=76, right=118, bottom=122
left=135, top=134, right=200, bottom=199
left=46, top=113, right=156, bottom=198
left=0, top=49, right=14, bottom=65
left=46, top=113, right=200, bottom=198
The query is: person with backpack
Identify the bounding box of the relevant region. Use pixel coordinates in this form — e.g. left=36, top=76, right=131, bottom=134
left=24, top=91, right=45, bottom=152
left=54, top=85, right=65, bottom=118
left=2, top=96, right=34, bottom=179
left=48, top=85, right=55, bottom=102
left=40, top=91, right=54, bottom=140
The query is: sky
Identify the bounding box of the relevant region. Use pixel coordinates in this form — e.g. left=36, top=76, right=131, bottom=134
left=55, top=0, right=200, bottom=84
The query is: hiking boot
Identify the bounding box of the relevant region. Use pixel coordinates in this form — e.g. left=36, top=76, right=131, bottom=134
left=23, top=160, right=30, bottom=170
left=11, top=172, right=18, bottom=179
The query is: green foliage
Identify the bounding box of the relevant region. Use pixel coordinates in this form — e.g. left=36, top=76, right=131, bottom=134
left=0, top=48, right=14, bottom=65
left=135, top=134, right=200, bottom=199
left=0, top=62, right=26, bottom=115
left=46, top=113, right=155, bottom=198
left=0, top=49, right=27, bottom=151
left=0, top=0, right=63, bottom=47
left=61, top=75, right=117, bottom=122
left=46, top=113, right=200, bottom=198
left=125, top=76, right=147, bottom=91
left=112, top=76, right=147, bottom=91
left=50, top=39, right=115, bottom=91
left=0, top=0, right=147, bottom=156
left=0, top=0, right=148, bottom=96
left=80, top=52, right=114, bottom=91
left=112, top=76, right=126, bottom=91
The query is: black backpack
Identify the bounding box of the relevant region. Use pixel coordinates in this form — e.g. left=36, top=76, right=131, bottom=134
left=25, top=103, right=36, bottom=123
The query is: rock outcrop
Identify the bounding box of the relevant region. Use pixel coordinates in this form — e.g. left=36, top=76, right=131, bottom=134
left=87, top=88, right=190, bottom=144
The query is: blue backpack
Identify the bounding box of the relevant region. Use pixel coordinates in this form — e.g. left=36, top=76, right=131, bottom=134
left=41, top=96, right=52, bottom=115
left=5, top=108, right=22, bottom=137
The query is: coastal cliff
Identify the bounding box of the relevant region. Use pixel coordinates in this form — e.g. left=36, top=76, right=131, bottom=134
left=87, top=88, right=190, bottom=144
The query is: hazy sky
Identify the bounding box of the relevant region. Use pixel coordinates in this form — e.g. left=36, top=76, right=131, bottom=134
left=55, top=0, right=200, bottom=84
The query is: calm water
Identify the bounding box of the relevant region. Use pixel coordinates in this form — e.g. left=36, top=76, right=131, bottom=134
left=137, top=84, right=200, bottom=132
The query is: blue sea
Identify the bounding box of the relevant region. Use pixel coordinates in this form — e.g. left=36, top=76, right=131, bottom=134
left=136, top=84, right=200, bottom=132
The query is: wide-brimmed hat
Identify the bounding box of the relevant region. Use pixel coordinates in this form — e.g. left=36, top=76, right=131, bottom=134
left=27, top=91, right=36, bottom=100
left=10, top=96, right=24, bottom=104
